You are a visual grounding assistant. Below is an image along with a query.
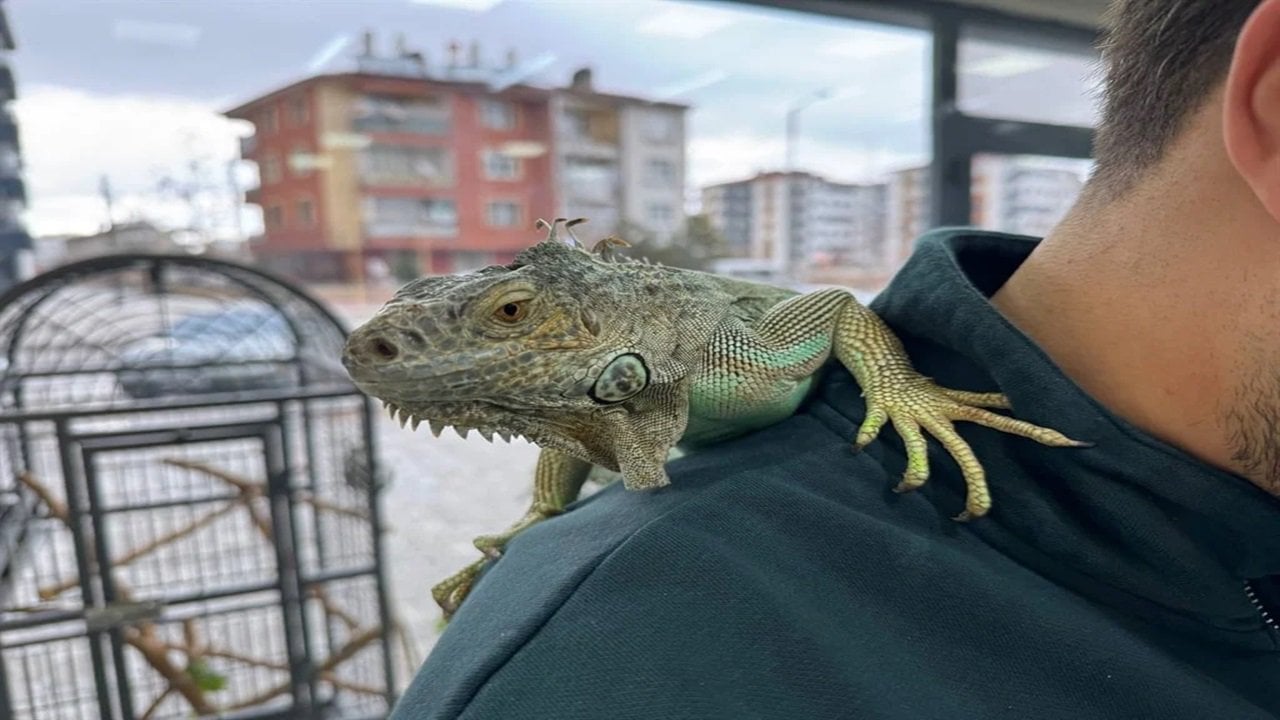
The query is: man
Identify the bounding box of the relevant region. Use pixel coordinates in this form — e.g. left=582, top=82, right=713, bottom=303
left=390, top=1, right=1280, bottom=717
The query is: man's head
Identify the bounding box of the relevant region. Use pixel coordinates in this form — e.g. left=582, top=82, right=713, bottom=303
left=1080, top=0, right=1280, bottom=212
left=999, top=0, right=1280, bottom=496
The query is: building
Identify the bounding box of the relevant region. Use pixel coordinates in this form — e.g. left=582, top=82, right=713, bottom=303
left=887, top=156, right=1087, bottom=268
left=970, top=154, right=1086, bottom=237
left=885, top=165, right=930, bottom=269
left=702, top=171, right=888, bottom=272
left=226, top=68, right=555, bottom=281
left=225, top=37, right=688, bottom=282
left=0, top=1, right=30, bottom=292
left=553, top=69, right=687, bottom=246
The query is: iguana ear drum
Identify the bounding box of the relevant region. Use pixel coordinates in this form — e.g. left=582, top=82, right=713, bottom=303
left=590, top=353, right=649, bottom=404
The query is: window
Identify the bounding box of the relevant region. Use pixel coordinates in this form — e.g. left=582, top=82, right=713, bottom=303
left=359, top=145, right=452, bottom=186
left=482, top=149, right=520, bottom=180
left=486, top=201, right=521, bottom=227
left=643, top=111, right=680, bottom=143
left=479, top=99, right=517, bottom=131
left=262, top=106, right=279, bottom=133
left=363, top=197, right=458, bottom=238
left=261, top=155, right=283, bottom=184
left=645, top=158, right=676, bottom=187
left=296, top=199, right=315, bottom=227
left=288, top=144, right=314, bottom=177
left=562, top=108, right=591, bottom=139
left=647, top=202, right=675, bottom=227
left=288, top=95, right=310, bottom=125
left=452, top=251, right=494, bottom=273
left=265, top=205, right=284, bottom=229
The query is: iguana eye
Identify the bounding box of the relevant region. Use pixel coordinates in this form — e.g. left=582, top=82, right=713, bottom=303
left=494, top=300, right=528, bottom=323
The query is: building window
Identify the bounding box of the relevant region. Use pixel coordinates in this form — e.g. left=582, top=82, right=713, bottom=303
left=363, top=197, right=458, bottom=238
left=265, top=205, right=284, bottom=229
left=261, top=156, right=283, bottom=184
left=479, top=99, right=517, bottom=130
left=288, top=144, right=314, bottom=177
left=482, top=149, right=520, bottom=180
left=562, top=109, right=591, bottom=140
left=644, top=111, right=679, bottom=143
left=452, top=251, right=494, bottom=272
left=288, top=95, right=310, bottom=126
left=486, top=201, right=521, bottom=227
left=262, top=106, right=279, bottom=133
left=297, top=199, right=315, bottom=227
left=647, top=202, right=675, bottom=227
left=645, top=158, right=676, bottom=187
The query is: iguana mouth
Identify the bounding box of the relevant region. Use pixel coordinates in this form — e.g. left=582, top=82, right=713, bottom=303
left=376, top=398, right=604, bottom=466
left=378, top=398, right=523, bottom=443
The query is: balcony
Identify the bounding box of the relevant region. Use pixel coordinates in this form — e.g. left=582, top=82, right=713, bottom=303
left=0, top=177, right=24, bottom=204
left=0, top=116, right=17, bottom=146
left=353, top=116, right=450, bottom=135
left=362, top=196, right=458, bottom=239
left=353, top=95, right=451, bottom=136
left=557, top=134, right=618, bottom=161
left=0, top=65, right=14, bottom=103
left=358, top=146, right=452, bottom=189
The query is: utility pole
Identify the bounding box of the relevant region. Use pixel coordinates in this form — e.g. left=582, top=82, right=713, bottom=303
left=782, top=88, right=834, bottom=279
left=99, top=174, right=118, bottom=252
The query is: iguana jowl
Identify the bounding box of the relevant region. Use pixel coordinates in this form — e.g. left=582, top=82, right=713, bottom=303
left=341, top=218, right=1088, bottom=619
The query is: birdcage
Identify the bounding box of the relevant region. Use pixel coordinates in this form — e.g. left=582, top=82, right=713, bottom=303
left=0, top=254, right=395, bottom=720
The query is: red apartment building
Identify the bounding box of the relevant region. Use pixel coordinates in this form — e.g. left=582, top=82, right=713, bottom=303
left=226, top=70, right=556, bottom=282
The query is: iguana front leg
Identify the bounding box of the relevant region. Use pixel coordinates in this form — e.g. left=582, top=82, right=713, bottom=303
left=706, top=288, right=1088, bottom=521
left=431, top=448, right=593, bottom=619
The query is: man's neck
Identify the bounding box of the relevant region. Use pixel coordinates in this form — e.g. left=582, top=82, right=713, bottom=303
left=990, top=175, right=1279, bottom=492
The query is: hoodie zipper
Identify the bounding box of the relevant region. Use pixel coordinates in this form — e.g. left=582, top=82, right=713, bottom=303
left=1243, top=579, right=1279, bottom=633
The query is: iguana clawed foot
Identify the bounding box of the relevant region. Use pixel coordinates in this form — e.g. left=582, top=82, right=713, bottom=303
left=432, top=559, right=487, bottom=620
left=852, top=377, right=1088, bottom=521
left=433, top=507, right=563, bottom=621
left=432, top=451, right=595, bottom=622
left=472, top=502, right=565, bottom=559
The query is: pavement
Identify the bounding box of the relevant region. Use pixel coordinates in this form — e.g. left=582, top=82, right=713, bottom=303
left=328, top=294, right=542, bottom=685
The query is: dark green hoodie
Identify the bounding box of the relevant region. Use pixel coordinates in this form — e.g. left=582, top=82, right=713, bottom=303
left=390, top=229, right=1280, bottom=720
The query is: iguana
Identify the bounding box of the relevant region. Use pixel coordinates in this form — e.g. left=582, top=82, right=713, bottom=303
left=341, top=218, right=1089, bottom=619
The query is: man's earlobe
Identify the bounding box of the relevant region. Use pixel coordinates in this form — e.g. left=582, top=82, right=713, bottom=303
left=1223, top=0, right=1280, bottom=221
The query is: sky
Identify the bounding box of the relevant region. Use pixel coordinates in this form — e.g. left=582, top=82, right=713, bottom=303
left=7, top=0, right=1098, bottom=239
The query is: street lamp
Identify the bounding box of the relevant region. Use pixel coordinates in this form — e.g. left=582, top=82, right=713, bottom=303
left=781, top=87, right=835, bottom=278
left=785, top=87, right=835, bottom=172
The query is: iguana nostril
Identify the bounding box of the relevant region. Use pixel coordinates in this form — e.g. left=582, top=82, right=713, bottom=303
left=369, top=337, right=399, bottom=361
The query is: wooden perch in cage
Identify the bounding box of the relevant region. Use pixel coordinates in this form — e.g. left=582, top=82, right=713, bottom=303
left=162, top=456, right=370, bottom=519
left=221, top=626, right=384, bottom=712
left=15, top=469, right=387, bottom=717
left=36, top=500, right=244, bottom=601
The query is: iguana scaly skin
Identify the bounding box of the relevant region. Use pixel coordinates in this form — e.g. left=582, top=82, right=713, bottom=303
left=342, top=218, right=1088, bottom=619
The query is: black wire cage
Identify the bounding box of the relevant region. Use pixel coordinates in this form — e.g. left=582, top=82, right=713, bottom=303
left=0, top=254, right=396, bottom=720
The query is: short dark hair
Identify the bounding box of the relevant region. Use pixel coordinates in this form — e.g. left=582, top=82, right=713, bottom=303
left=1090, top=0, right=1262, bottom=192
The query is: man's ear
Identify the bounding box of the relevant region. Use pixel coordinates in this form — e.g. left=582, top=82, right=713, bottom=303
left=1223, top=0, right=1280, bottom=221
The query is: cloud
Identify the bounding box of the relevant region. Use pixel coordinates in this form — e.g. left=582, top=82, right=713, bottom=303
left=111, top=19, right=203, bottom=49
left=13, top=85, right=255, bottom=238
left=816, top=30, right=923, bottom=62
left=408, top=0, right=506, bottom=10
left=636, top=4, right=741, bottom=39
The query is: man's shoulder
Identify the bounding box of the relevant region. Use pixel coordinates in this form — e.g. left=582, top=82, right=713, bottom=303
left=390, top=394, right=1027, bottom=718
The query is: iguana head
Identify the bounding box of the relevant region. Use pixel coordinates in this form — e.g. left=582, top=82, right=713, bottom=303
left=341, top=219, right=725, bottom=489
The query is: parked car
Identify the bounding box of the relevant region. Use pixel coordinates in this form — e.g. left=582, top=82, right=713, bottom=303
left=116, top=305, right=316, bottom=399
